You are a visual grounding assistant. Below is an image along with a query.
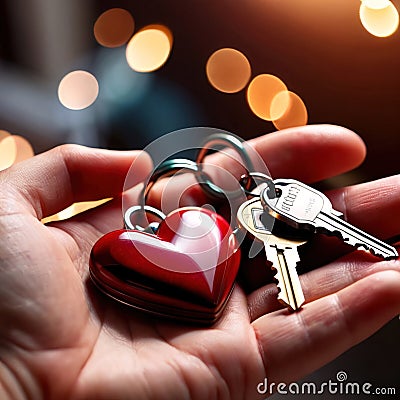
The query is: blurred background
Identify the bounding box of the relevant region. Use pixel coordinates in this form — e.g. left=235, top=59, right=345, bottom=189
left=0, top=0, right=399, bottom=397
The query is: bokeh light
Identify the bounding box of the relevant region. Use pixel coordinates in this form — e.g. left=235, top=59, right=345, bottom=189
left=126, top=25, right=173, bottom=73
left=206, top=48, right=251, bottom=93
left=362, top=0, right=391, bottom=9
left=246, top=74, right=288, bottom=120
left=149, top=24, right=173, bottom=47
left=0, top=135, right=17, bottom=171
left=12, top=135, right=35, bottom=163
left=94, top=8, right=135, bottom=48
left=0, top=134, right=35, bottom=171
left=271, top=91, right=308, bottom=130
left=58, top=70, right=99, bottom=110
left=0, top=130, right=11, bottom=142
left=360, top=0, right=399, bottom=37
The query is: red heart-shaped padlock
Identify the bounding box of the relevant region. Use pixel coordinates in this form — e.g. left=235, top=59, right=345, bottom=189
left=89, top=207, right=241, bottom=324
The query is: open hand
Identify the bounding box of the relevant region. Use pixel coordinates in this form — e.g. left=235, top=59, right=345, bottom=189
left=1, top=125, right=399, bottom=399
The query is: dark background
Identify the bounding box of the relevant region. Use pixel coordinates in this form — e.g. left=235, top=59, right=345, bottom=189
left=1, top=0, right=399, bottom=397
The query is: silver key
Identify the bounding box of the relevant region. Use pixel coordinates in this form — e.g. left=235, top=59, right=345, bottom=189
left=237, top=197, right=306, bottom=310
left=261, top=178, right=398, bottom=259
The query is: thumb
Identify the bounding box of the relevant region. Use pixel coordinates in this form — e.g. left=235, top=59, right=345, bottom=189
left=2, top=144, right=152, bottom=219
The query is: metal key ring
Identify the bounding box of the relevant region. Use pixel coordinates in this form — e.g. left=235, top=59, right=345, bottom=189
left=239, top=171, right=277, bottom=199
left=139, top=158, right=200, bottom=205
left=131, top=158, right=209, bottom=231
left=195, top=133, right=256, bottom=199
left=124, top=205, right=167, bottom=230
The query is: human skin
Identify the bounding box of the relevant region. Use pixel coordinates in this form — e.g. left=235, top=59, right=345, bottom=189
left=0, top=124, right=399, bottom=399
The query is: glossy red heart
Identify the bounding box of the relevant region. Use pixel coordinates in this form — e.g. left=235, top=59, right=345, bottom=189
left=89, top=207, right=241, bottom=324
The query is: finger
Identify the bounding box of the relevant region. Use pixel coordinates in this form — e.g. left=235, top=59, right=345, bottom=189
left=248, top=124, right=366, bottom=182
left=203, top=124, right=366, bottom=183
left=3, top=144, right=152, bottom=219
left=327, top=175, right=400, bottom=240
left=147, top=125, right=366, bottom=210
left=252, top=270, right=400, bottom=383
left=248, top=250, right=400, bottom=320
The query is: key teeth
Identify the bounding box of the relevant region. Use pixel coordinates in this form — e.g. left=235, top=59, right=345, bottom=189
left=365, top=248, right=394, bottom=259
left=364, top=246, right=397, bottom=259
left=350, top=242, right=388, bottom=259
left=317, top=226, right=347, bottom=241
left=317, top=226, right=356, bottom=243
left=272, top=266, right=283, bottom=289
left=272, top=266, right=305, bottom=311
left=272, top=267, right=280, bottom=283
left=317, top=227, right=395, bottom=259
left=353, top=243, right=393, bottom=259
left=272, top=268, right=289, bottom=304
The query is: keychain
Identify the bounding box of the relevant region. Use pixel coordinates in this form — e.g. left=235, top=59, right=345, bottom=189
left=89, top=133, right=258, bottom=324
left=89, top=203, right=241, bottom=324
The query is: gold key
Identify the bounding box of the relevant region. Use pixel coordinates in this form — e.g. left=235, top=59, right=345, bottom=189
left=237, top=197, right=308, bottom=310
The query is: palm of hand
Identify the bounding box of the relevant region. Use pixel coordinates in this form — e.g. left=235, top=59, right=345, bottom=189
left=0, top=210, right=263, bottom=399
left=1, top=129, right=399, bottom=400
